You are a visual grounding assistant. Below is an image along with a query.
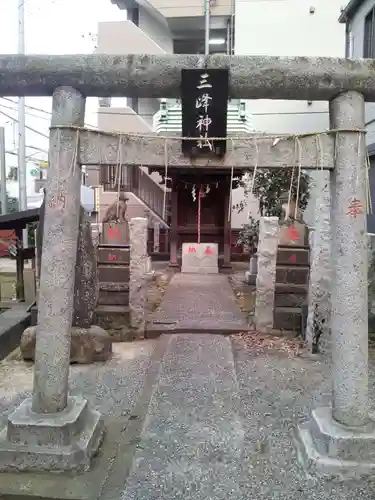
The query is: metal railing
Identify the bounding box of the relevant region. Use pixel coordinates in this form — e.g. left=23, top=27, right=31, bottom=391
left=100, top=165, right=170, bottom=226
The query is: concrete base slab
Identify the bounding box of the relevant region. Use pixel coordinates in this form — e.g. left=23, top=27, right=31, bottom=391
left=0, top=417, right=125, bottom=500
left=296, top=406, right=375, bottom=479
left=0, top=396, right=104, bottom=472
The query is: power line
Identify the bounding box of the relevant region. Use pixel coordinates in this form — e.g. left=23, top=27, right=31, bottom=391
left=6, top=150, right=46, bottom=163
left=1, top=97, right=98, bottom=129
left=0, top=109, right=49, bottom=139
left=0, top=102, right=50, bottom=121
left=2, top=97, right=50, bottom=117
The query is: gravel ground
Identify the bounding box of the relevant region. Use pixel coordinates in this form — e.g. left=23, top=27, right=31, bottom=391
left=0, top=333, right=375, bottom=499
left=0, top=340, right=156, bottom=428
left=232, top=336, right=375, bottom=499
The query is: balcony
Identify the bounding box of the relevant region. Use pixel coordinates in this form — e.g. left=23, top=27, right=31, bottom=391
left=111, top=0, right=233, bottom=19
left=97, top=20, right=166, bottom=55
left=153, top=100, right=254, bottom=135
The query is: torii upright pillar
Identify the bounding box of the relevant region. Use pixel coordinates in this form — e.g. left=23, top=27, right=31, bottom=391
left=0, top=87, right=104, bottom=472
left=297, top=91, right=375, bottom=478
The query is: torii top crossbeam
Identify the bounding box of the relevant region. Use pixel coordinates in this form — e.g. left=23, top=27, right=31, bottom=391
left=1, top=54, right=375, bottom=100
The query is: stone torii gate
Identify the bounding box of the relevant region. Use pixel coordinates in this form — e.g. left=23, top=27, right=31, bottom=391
left=0, top=54, right=373, bottom=477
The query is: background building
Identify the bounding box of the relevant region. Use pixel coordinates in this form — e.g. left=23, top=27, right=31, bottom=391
left=339, top=0, right=375, bottom=231
left=91, top=0, right=346, bottom=233
left=89, top=0, right=252, bottom=230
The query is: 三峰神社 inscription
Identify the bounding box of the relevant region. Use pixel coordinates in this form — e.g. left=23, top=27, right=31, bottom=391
left=181, top=69, right=229, bottom=155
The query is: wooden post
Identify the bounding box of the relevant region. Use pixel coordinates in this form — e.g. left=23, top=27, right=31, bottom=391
left=15, top=227, right=24, bottom=301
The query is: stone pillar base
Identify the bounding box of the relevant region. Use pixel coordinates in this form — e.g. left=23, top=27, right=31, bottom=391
left=0, top=396, right=104, bottom=472
left=245, top=254, right=258, bottom=285
left=296, top=406, right=375, bottom=479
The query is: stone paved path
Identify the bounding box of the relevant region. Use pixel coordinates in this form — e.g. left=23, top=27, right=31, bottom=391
left=121, top=334, right=244, bottom=500
left=147, top=274, right=249, bottom=334
left=118, top=335, right=375, bottom=500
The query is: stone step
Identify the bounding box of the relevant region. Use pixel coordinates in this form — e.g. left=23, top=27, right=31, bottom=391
left=276, top=265, right=309, bottom=285
left=275, top=283, right=308, bottom=295
left=274, top=293, right=306, bottom=308
left=99, top=281, right=129, bottom=292
left=94, top=305, right=131, bottom=340
left=98, top=265, right=129, bottom=283
left=98, top=289, right=129, bottom=307
left=95, top=305, right=130, bottom=315
left=277, top=247, right=309, bottom=266
left=97, top=246, right=130, bottom=265
left=274, top=307, right=302, bottom=331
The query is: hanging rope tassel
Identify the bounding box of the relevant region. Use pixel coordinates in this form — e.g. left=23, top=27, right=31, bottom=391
left=115, top=135, right=122, bottom=221
left=162, top=139, right=168, bottom=221
left=247, top=136, right=259, bottom=221
left=229, top=138, right=235, bottom=223
left=366, top=151, right=373, bottom=215
left=286, top=137, right=296, bottom=221
left=294, top=137, right=302, bottom=220
left=197, top=186, right=203, bottom=245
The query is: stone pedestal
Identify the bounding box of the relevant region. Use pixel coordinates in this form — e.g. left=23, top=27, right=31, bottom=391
left=0, top=396, right=103, bottom=472
left=296, top=91, right=375, bottom=477
left=296, top=407, right=375, bottom=479
left=102, top=222, right=129, bottom=245
left=279, top=221, right=308, bottom=247
left=0, top=87, right=104, bottom=472
left=181, top=243, right=219, bottom=274
left=245, top=254, right=257, bottom=285
left=129, top=217, right=148, bottom=332
left=255, top=217, right=279, bottom=333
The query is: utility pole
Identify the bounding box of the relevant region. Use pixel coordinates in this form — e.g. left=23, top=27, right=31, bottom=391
left=204, top=0, right=210, bottom=56
left=18, top=0, right=28, bottom=245
left=0, top=127, right=7, bottom=215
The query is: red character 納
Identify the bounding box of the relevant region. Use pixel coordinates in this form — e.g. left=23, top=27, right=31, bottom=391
left=287, top=225, right=300, bottom=241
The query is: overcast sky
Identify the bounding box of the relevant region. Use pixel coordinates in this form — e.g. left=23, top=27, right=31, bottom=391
left=0, top=0, right=126, bottom=177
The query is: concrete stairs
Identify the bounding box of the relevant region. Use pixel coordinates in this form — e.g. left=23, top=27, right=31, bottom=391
left=274, top=246, right=310, bottom=334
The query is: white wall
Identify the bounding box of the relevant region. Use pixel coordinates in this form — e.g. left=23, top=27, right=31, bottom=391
left=235, top=0, right=346, bottom=135
left=234, top=0, right=345, bottom=228
left=138, top=7, right=173, bottom=53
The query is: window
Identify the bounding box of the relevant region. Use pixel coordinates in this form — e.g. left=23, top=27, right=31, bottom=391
left=364, top=7, right=375, bottom=58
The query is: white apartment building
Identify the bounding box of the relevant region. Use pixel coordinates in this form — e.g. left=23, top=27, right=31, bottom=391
left=339, top=0, right=375, bottom=232
left=92, top=0, right=346, bottom=229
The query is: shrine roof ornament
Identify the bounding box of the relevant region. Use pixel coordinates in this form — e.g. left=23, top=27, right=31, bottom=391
left=1, top=53, right=375, bottom=100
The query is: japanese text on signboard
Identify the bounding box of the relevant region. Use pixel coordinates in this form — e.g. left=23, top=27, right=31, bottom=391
left=196, top=73, right=213, bottom=151
left=181, top=69, right=229, bottom=156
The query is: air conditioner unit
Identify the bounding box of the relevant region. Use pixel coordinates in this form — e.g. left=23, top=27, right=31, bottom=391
left=98, top=97, right=111, bottom=108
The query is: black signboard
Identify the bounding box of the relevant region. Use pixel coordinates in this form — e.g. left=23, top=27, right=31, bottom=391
left=181, top=69, right=229, bottom=157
